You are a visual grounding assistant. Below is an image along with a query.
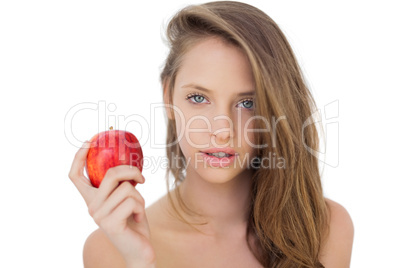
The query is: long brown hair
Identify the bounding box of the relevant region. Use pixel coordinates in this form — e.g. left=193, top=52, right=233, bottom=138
left=160, top=1, right=330, bottom=267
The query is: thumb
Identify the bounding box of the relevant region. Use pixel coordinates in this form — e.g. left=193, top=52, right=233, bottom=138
left=69, top=141, right=95, bottom=204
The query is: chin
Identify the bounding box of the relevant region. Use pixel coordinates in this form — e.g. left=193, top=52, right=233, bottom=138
left=193, top=164, right=251, bottom=185
left=202, top=170, right=237, bottom=184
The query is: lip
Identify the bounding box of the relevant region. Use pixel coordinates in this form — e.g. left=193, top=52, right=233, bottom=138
left=200, top=153, right=237, bottom=168
left=199, top=148, right=238, bottom=168
left=200, top=147, right=237, bottom=155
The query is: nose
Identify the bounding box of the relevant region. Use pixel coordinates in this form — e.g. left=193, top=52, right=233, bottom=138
left=211, top=115, right=234, bottom=146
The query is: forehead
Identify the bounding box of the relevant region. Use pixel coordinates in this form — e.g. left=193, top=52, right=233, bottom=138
left=175, top=37, right=255, bottom=94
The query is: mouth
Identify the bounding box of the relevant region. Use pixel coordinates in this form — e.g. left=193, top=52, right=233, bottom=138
left=201, top=152, right=237, bottom=168
left=204, top=152, right=233, bottom=158
left=200, top=148, right=237, bottom=157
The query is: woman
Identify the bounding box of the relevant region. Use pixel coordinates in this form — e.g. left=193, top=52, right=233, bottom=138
left=69, top=1, right=354, bottom=267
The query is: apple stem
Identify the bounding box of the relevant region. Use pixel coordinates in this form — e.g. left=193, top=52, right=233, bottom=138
left=109, top=126, right=113, bottom=130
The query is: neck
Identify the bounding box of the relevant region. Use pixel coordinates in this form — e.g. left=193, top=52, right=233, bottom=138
left=176, top=168, right=254, bottom=237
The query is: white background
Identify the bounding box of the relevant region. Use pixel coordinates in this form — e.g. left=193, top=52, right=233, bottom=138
left=1, top=0, right=401, bottom=267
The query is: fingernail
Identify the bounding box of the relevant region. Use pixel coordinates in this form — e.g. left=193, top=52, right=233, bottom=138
left=82, top=140, right=91, bottom=149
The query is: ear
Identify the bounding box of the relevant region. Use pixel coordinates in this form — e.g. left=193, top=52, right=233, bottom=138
left=163, top=78, right=174, bottom=120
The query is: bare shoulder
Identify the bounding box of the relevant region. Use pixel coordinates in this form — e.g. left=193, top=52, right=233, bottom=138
left=319, top=198, right=355, bottom=268
left=145, top=194, right=193, bottom=267
left=83, top=228, right=126, bottom=268
left=145, top=194, right=173, bottom=230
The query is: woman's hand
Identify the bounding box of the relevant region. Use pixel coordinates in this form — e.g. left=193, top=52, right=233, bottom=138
left=69, top=141, right=155, bottom=268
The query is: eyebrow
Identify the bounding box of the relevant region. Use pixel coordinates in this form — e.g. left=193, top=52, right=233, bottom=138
left=181, top=83, right=255, bottom=97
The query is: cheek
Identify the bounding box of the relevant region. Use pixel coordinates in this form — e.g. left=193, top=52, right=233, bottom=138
left=186, top=115, right=212, bottom=150
left=172, top=101, right=199, bottom=136
left=240, top=114, right=256, bottom=148
left=174, top=109, right=212, bottom=152
left=174, top=118, right=192, bottom=158
left=172, top=104, right=196, bottom=140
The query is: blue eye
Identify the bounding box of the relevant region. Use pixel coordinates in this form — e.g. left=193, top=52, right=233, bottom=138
left=186, top=93, right=254, bottom=109
left=193, top=95, right=205, bottom=103
left=238, top=99, right=254, bottom=109
left=186, top=93, right=208, bottom=104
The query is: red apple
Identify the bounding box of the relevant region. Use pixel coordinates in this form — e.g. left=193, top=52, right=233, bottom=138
left=85, top=127, right=143, bottom=188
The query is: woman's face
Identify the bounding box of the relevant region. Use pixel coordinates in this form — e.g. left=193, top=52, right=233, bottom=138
left=169, top=37, right=257, bottom=184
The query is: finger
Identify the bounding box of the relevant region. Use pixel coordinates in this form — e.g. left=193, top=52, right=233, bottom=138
left=91, top=181, right=145, bottom=224
left=94, top=165, right=144, bottom=206
left=68, top=141, right=94, bottom=202
left=69, top=141, right=91, bottom=183
left=100, top=197, right=146, bottom=235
